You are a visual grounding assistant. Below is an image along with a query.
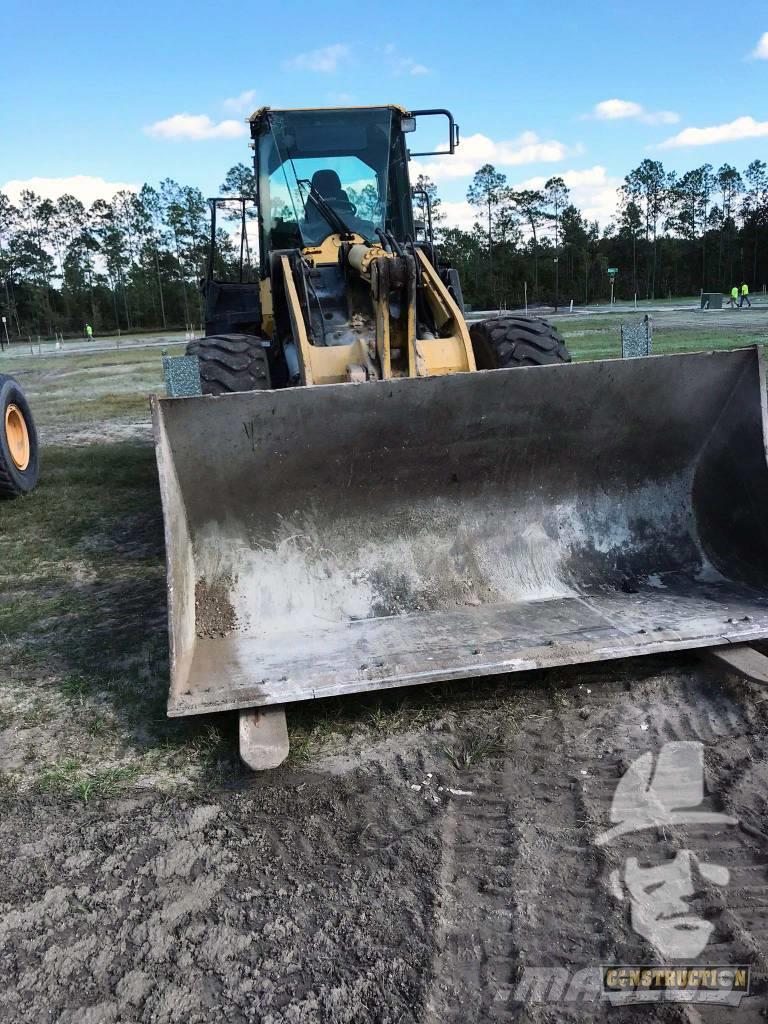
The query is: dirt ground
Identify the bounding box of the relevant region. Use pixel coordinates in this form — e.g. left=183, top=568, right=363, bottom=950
left=1, top=661, right=767, bottom=1022
left=1, top=342, right=768, bottom=1021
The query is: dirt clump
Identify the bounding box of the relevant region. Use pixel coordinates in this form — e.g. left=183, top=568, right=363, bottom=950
left=195, top=576, right=238, bottom=637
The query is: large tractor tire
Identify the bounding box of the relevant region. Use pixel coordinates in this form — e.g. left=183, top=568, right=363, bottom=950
left=187, top=334, right=271, bottom=395
left=0, top=373, right=39, bottom=497
left=470, top=315, right=571, bottom=369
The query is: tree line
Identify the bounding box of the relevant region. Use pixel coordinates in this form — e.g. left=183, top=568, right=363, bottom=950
left=430, top=158, right=768, bottom=310
left=1, top=156, right=766, bottom=339
left=0, top=177, right=251, bottom=340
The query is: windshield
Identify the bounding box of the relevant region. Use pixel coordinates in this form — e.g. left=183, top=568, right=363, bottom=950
left=258, top=108, right=395, bottom=250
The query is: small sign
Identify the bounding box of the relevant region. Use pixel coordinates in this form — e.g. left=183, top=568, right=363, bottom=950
left=1, top=316, right=5, bottom=323
left=607, top=268, right=619, bottom=276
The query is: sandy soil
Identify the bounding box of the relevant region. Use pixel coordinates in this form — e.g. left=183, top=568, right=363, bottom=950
left=38, top=420, right=154, bottom=446
left=1, top=658, right=766, bottom=1022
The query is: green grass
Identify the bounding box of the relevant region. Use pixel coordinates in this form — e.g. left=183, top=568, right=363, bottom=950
left=8, top=346, right=185, bottom=428
left=0, top=439, right=250, bottom=793
left=558, top=321, right=768, bottom=362
left=36, top=759, right=141, bottom=802
left=441, top=730, right=504, bottom=770
left=0, top=440, right=230, bottom=793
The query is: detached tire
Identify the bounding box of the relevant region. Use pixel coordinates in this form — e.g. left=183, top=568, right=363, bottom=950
left=187, top=334, right=271, bottom=395
left=0, top=374, right=39, bottom=497
left=470, top=315, right=571, bottom=369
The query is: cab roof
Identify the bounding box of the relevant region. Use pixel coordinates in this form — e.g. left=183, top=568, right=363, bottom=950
left=248, top=104, right=409, bottom=128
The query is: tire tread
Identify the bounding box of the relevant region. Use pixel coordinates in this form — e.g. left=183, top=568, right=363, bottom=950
left=470, top=315, right=571, bottom=369
left=186, top=334, right=271, bottom=395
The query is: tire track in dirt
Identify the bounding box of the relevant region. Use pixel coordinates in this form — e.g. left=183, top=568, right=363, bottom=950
left=498, top=692, right=657, bottom=1024
left=425, top=766, right=517, bottom=1021
left=425, top=692, right=639, bottom=1023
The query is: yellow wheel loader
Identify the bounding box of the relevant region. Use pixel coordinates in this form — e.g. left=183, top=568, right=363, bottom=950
left=151, top=105, right=768, bottom=769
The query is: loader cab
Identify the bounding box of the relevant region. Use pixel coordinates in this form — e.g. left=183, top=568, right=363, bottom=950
left=201, top=104, right=461, bottom=354
left=251, top=105, right=417, bottom=263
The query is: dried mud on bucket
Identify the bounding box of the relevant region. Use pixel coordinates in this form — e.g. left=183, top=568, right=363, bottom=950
left=194, top=576, right=238, bottom=638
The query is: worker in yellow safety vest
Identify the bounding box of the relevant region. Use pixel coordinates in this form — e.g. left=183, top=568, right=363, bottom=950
left=740, top=283, right=751, bottom=308
left=729, top=286, right=739, bottom=308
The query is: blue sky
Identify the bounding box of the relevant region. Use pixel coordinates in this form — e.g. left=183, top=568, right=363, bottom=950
left=2, top=0, right=767, bottom=229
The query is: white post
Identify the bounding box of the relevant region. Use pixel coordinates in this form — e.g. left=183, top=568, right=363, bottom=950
left=1, top=317, right=9, bottom=349
left=569, top=299, right=573, bottom=313
left=524, top=281, right=528, bottom=314
left=610, top=277, right=615, bottom=306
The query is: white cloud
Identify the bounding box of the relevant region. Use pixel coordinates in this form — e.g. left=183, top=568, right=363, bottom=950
left=145, top=113, right=247, bottom=141
left=587, top=98, right=679, bottom=125
left=592, top=99, right=644, bottom=120
left=748, top=31, right=768, bottom=59
left=512, top=166, right=622, bottom=228
left=430, top=167, right=622, bottom=234
left=641, top=110, right=680, bottom=126
left=658, top=115, right=768, bottom=148
left=411, top=131, right=568, bottom=182
left=403, top=59, right=429, bottom=75
left=2, top=175, right=137, bottom=207
left=223, top=89, right=257, bottom=114
left=327, top=91, right=357, bottom=105
left=283, top=43, right=349, bottom=73
left=438, top=200, right=477, bottom=232
left=382, top=43, right=430, bottom=76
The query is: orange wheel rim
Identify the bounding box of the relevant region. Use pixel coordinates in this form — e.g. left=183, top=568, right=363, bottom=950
left=5, top=404, right=30, bottom=471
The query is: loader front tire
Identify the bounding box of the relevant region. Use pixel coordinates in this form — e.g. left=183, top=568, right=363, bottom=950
left=187, top=334, right=271, bottom=395
left=0, top=373, right=39, bottom=497
left=470, top=315, right=571, bottom=369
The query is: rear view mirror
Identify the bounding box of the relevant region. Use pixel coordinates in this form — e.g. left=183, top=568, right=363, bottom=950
left=407, top=109, right=460, bottom=157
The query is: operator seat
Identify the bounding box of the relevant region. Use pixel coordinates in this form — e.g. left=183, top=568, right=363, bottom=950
left=311, top=170, right=350, bottom=205
left=305, top=170, right=356, bottom=231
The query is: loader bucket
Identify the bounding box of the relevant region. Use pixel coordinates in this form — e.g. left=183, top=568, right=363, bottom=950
left=151, top=347, right=768, bottom=718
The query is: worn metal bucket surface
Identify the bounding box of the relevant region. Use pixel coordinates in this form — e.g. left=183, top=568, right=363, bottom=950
left=151, top=347, right=768, bottom=718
